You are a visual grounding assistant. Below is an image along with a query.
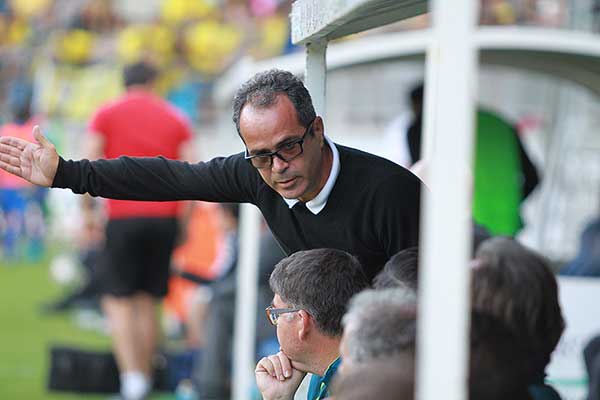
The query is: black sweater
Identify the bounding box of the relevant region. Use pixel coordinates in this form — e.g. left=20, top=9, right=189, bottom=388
left=53, top=144, right=421, bottom=280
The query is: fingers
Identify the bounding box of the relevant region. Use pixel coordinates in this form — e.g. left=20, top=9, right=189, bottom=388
left=256, top=357, right=275, bottom=375
left=33, top=125, right=55, bottom=150
left=269, top=354, right=285, bottom=380
left=0, top=152, right=22, bottom=166
left=0, top=143, right=24, bottom=159
left=0, top=146, right=27, bottom=179
left=259, top=356, right=283, bottom=380
left=0, top=137, right=28, bottom=151
left=255, top=352, right=293, bottom=381
left=276, top=352, right=292, bottom=378
left=0, top=159, right=21, bottom=176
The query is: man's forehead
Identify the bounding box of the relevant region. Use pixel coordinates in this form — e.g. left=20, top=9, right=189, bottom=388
left=240, top=106, right=305, bottom=155
left=240, top=95, right=300, bottom=132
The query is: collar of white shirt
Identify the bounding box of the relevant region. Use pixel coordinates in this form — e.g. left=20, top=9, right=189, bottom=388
left=282, top=136, right=340, bottom=215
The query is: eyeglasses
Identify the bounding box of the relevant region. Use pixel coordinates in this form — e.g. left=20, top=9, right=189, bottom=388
left=244, top=119, right=315, bottom=169
left=265, top=305, right=302, bottom=326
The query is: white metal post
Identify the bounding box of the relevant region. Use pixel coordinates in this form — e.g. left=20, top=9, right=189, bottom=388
left=232, top=203, right=262, bottom=400
left=417, top=1, right=480, bottom=400
left=304, top=41, right=328, bottom=118
left=421, top=30, right=437, bottom=160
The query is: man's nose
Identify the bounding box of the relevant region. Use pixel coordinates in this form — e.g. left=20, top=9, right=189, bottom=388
left=271, top=155, right=289, bottom=172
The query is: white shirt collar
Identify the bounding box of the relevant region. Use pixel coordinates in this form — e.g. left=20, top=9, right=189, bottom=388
left=283, top=136, right=340, bottom=215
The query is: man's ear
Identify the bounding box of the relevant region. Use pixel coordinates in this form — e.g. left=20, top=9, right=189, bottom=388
left=313, top=117, right=325, bottom=146
left=297, top=309, right=312, bottom=341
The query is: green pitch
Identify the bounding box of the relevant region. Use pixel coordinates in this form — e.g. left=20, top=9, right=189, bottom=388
left=0, top=256, right=110, bottom=399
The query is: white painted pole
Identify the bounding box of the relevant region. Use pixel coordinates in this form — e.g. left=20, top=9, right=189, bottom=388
left=417, top=1, right=480, bottom=400
left=421, top=28, right=437, bottom=160
left=232, top=203, right=262, bottom=400
left=304, top=41, right=328, bottom=118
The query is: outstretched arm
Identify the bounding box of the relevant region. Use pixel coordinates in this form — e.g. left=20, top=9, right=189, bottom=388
left=0, top=125, right=59, bottom=187
left=2, top=126, right=261, bottom=204
left=53, top=152, right=259, bottom=203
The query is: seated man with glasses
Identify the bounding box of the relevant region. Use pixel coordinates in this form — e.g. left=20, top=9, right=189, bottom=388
left=256, top=248, right=369, bottom=400
left=0, top=69, right=421, bottom=281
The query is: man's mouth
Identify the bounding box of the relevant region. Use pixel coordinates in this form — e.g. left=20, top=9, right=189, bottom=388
left=277, top=177, right=296, bottom=186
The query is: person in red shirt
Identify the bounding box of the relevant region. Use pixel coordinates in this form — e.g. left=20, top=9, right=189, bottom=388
left=85, top=61, right=194, bottom=400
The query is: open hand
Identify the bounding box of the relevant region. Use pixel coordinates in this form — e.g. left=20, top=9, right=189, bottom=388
left=0, top=125, right=59, bottom=187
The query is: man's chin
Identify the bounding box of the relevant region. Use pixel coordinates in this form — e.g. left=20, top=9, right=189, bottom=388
left=289, top=359, right=311, bottom=373
left=278, top=349, right=310, bottom=372
left=279, top=191, right=300, bottom=200
left=276, top=186, right=305, bottom=201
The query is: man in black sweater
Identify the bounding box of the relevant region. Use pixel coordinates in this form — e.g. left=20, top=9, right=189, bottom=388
left=0, top=69, right=421, bottom=280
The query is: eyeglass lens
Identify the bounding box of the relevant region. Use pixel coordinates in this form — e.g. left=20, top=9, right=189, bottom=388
left=249, top=141, right=303, bottom=169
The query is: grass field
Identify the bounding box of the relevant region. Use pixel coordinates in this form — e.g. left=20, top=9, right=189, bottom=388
left=0, top=256, right=111, bottom=399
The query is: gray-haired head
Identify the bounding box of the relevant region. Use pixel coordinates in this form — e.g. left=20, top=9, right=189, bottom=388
left=232, top=69, right=317, bottom=140
left=269, top=248, right=369, bottom=337
left=332, top=355, right=415, bottom=400
left=341, top=288, right=417, bottom=365
left=472, top=236, right=564, bottom=379
left=373, top=247, right=419, bottom=292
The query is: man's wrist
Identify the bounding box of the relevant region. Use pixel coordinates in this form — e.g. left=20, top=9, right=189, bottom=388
left=51, top=156, right=67, bottom=188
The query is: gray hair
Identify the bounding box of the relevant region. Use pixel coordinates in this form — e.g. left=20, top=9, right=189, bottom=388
left=232, top=69, right=316, bottom=138
left=342, top=288, right=417, bottom=363
left=269, top=248, right=369, bottom=337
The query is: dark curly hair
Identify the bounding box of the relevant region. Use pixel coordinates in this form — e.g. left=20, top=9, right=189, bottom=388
left=232, top=69, right=316, bottom=139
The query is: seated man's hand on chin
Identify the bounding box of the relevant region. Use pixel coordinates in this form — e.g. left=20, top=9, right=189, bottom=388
left=255, top=351, right=306, bottom=400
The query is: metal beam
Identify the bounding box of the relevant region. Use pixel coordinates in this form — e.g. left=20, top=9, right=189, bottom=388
left=215, top=27, right=600, bottom=102
left=291, top=0, right=427, bottom=45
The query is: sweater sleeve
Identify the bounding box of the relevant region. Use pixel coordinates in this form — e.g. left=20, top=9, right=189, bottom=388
left=51, top=152, right=259, bottom=204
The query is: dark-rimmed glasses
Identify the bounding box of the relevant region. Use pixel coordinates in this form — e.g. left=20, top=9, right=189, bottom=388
left=244, top=119, right=315, bottom=169
left=265, top=305, right=301, bottom=326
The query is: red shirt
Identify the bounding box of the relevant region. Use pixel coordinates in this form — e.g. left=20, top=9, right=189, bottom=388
left=89, top=89, right=192, bottom=219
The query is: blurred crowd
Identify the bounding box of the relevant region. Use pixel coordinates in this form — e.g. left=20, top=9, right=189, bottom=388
left=479, top=0, right=570, bottom=26
left=368, top=0, right=595, bottom=34
left=0, top=0, right=295, bottom=127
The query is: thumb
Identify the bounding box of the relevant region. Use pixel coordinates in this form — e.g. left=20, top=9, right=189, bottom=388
left=33, top=125, right=54, bottom=149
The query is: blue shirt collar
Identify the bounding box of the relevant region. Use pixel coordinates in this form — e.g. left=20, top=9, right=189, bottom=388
left=306, top=356, right=342, bottom=400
